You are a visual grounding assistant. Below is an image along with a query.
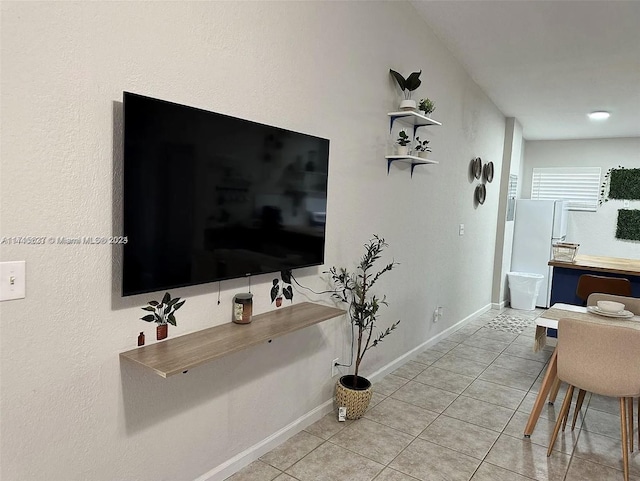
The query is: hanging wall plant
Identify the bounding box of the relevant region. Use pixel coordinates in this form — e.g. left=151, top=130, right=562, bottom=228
left=609, top=167, right=640, bottom=200
left=616, top=209, right=640, bottom=241
left=599, top=165, right=640, bottom=205
left=270, top=270, right=293, bottom=307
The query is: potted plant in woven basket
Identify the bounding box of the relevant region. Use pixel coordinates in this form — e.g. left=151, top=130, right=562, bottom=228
left=327, top=235, right=400, bottom=419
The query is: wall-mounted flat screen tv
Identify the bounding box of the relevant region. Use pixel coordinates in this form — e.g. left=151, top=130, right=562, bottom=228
left=122, top=92, right=329, bottom=296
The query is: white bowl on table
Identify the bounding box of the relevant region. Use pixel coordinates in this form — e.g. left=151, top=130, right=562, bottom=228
left=597, top=301, right=625, bottom=313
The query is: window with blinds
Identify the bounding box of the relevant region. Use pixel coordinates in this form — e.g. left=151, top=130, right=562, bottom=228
left=531, top=167, right=601, bottom=212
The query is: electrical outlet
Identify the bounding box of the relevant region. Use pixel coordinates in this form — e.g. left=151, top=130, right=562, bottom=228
left=331, top=358, right=340, bottom=377
left=433, top=307, right=439, bottom=322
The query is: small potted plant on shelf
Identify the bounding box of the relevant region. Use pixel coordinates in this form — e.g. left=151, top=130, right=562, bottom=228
left=271, top=270, right=293, bottom=307
left=140, top=292, right=186, bottom=340
left=414, top=137, right=431, bottom=159
left=419, top=98, right=436, bottom=117
left=396, top=130, right=411, bottom=156
left=327, top=235, right=400, bottom=419
left=390, top=69, right=422, bottom=111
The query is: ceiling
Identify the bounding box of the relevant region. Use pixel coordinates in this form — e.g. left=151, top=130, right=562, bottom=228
left=411, top=0, right=640, bottom=141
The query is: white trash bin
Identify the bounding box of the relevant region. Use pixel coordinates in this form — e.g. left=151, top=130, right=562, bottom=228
left=507, top=272, right=544, bottom=310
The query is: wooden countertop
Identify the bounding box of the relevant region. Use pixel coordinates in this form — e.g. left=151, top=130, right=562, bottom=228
left=549, top=255, right=640, bottom=276
left=120, top=302, right=345, bottom=378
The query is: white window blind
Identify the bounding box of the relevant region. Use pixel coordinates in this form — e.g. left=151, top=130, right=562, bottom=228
left=531, top=167, right=601, bottom=212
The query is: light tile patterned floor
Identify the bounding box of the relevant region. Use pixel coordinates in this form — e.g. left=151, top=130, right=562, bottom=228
left=226, top=308, right=640, bottom=481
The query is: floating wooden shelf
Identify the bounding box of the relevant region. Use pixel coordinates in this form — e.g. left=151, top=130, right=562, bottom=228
left=120, top=302, right=345, bottom=378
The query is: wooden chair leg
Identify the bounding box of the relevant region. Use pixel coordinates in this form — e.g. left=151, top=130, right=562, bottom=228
left=628, top=397, right=634, bottom=452
left=621, top=398, right=630, bottom=481
left=525, top=349, right=557, bottom=437
left=562, top=387, right=575, bottom=431
left=548, top=385, right=574, bottom=456
left=571, top=389, right=587, bottom=431
left=548, top=377, right=561, bottom=405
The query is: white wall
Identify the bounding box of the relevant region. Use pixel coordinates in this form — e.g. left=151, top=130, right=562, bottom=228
left=522, top=138, right=640, bottom=258
left=492, top=118, right=523, bottom=305
left=0, top=2, right=506, bottom=481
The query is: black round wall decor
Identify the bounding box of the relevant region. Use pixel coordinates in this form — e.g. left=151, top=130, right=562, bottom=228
left=483, top=161, right=494, bottom=183
left=472, top=157, right=482, bottom=179
left=475, top=184, right=486, bottom=205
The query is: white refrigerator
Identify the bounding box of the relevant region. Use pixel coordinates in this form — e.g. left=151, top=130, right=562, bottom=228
left=511, top=199, right=568, bottom=308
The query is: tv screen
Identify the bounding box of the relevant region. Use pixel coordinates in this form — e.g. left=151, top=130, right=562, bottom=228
left=122, top=92, right=329, bottom=296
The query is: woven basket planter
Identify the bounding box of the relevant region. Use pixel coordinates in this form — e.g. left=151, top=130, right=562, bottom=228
left=335, top=375, right=372, bottom=420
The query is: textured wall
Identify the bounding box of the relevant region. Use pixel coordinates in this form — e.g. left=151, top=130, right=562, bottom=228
left=0, top=2, right=505, bottom=480
left=522, top=138, right=640, bottom=258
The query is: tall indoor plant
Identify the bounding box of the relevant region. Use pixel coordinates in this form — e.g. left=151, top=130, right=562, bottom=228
left=328, top=235, right=400, bottom=419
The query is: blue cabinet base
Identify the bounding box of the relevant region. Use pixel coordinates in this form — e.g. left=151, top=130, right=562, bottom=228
left=547, top=266, right=640, bottom=339
left=550, top=267, right=640, bottom=306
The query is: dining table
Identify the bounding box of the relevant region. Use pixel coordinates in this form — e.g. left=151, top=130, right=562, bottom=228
left=523, top=303, right=640, bottom=437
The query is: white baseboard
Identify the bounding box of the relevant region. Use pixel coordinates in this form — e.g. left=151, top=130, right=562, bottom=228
left=491, top=300, right=507, bottom=310
left=365, top=303, right=492, bottom=383
left=194, top=303, right=492, bottom=481
left=194, top=400, right=334, bottom=481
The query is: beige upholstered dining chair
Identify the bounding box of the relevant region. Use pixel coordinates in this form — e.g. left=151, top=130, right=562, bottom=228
left=580, top=294, right=640, bottom=449
left=548, top=317, right=640, bottom=481
left=552, top=295, right=640, bottom=425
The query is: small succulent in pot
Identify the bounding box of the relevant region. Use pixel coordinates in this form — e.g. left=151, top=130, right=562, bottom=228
left=396, top=130, right=411, bottom=147
left=141, top=292, right=185, bottom=340
left=419, top=98, right=436, bottom=116
left=414, top=137, right=431, bottom=152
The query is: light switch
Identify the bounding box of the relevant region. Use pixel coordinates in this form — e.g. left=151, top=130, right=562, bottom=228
left=459, top=224, right=465, bottom=236
left=0, top=261, right=26, bottom=301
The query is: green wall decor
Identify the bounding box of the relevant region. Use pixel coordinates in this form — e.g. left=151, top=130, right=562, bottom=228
left=600, top=165, right=618, bottom=205
left=616, top=209, right=640, bottom=241
left=609, top=167, right=640, bottom=200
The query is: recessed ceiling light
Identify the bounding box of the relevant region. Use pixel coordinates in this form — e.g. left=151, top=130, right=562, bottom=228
left=588, top=111, right=610, bottom=120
